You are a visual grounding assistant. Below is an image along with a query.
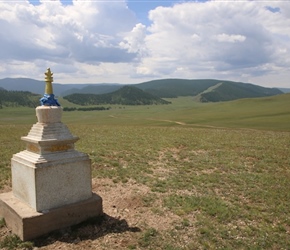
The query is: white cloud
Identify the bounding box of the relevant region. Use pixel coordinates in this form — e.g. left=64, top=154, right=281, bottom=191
left=0, top=0, right=137, bottom=78
left=215, top=34, right=246, bottom=43
left=119, top=23, right=147, bottom=54
left=0, top=0, right=289, bottom=87
left=135, top=1, right=290, bottom=86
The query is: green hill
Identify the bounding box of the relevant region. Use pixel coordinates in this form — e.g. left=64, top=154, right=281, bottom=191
left=135, top=79, right=282, bottom=101
left=0, top=77, right=283, bottom=103
left=0, top=89, right=40, bottom=108
left=63, top=85, right=171, bottom=105
left=198, top=81, right=282, bottom=102
left=135, top=79, right=219, bottom=98
left=166, top=93, right=290, bottom=131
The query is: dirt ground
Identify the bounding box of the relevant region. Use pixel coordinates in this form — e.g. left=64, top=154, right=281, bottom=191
left=0, top=178, right=184, bottom=249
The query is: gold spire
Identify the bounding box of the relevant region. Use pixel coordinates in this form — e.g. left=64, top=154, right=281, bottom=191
left=44, top=68, right=53, bottom=95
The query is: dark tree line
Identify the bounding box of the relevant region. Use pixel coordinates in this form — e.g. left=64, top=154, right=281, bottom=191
left=63, top=106, right=111, bottom=111
left=0, top=89, right=40, bottom=108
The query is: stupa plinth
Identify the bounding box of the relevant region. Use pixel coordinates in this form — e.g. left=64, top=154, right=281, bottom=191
left=0, top=68, right=103, bottom=240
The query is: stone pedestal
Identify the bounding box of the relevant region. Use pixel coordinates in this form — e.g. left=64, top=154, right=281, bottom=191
left=0, top=106, right=103, bottom=240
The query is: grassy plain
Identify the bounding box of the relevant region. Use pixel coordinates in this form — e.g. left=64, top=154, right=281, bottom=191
left=0, top=94, right=290, bottom=249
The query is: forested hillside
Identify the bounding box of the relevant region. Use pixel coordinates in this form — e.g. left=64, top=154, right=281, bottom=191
left=0, top=89, right=40, bottom=108
left=64, top=86, right=171, bottom=105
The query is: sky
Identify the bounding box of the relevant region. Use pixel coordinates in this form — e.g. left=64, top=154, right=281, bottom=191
left=0, top=0, right=289, bottom=88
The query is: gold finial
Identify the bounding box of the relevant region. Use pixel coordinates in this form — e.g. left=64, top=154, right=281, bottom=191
left=44, top=68, right=53, bottom=95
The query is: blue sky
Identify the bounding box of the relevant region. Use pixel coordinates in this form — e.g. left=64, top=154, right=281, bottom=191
left=0, top=0, right=289, bottom=87
left=127, top=0, right=179, bottom=24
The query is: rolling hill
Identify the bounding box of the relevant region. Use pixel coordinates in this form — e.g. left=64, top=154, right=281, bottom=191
left=197, top=81, right=282, bottom=102
left=62, top=79, right=283, bottom=101
left=63, top=85, right=171, bottom=105
left=135, top=79, right=282, bottom=101
left=0, top=77, right=283, bottom=103
left=135, top=79, right=220, bottom=97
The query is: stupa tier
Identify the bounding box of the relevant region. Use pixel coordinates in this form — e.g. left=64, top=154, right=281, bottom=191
left=11, top=105, right=93, bottom=212
left=21, top=106, right=79, bottom=155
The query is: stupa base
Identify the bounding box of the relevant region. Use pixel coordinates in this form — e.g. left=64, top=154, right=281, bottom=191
left=0, top=192, right=103, bottom=241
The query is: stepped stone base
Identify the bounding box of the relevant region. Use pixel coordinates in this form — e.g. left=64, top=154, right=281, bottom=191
left=0, top=192, right=103, bottom=241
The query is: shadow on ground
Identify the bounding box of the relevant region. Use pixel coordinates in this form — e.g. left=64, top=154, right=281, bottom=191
left=33, top=213, right=141, bottom=247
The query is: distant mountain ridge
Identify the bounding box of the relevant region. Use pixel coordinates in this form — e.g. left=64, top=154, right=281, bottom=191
left=0, top=78, right=112, bottom=97
left=60, top=83, right=123, bottom=96
left=0, top=77, right=283, bottom=103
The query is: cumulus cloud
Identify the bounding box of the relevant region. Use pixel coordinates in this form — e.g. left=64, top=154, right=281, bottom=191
left=119, top=23, right=147, bottom=54
left=0, top=0, right=289, bottom=87
left=136, top=1, right=290, bottom=86
left=0, top=0, right=137, bottom=80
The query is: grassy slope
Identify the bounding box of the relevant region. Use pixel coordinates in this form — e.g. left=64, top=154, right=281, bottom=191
left=0, top=93, right=289, bottom=130
left=65, top=93, right=290, bottom=131
left=163, top=93, right=290, bottom=131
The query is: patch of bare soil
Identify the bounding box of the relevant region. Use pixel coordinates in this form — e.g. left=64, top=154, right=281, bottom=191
left=0, top=184, right=11, bottom=193
left=0, top=178, right=182, bottom=249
